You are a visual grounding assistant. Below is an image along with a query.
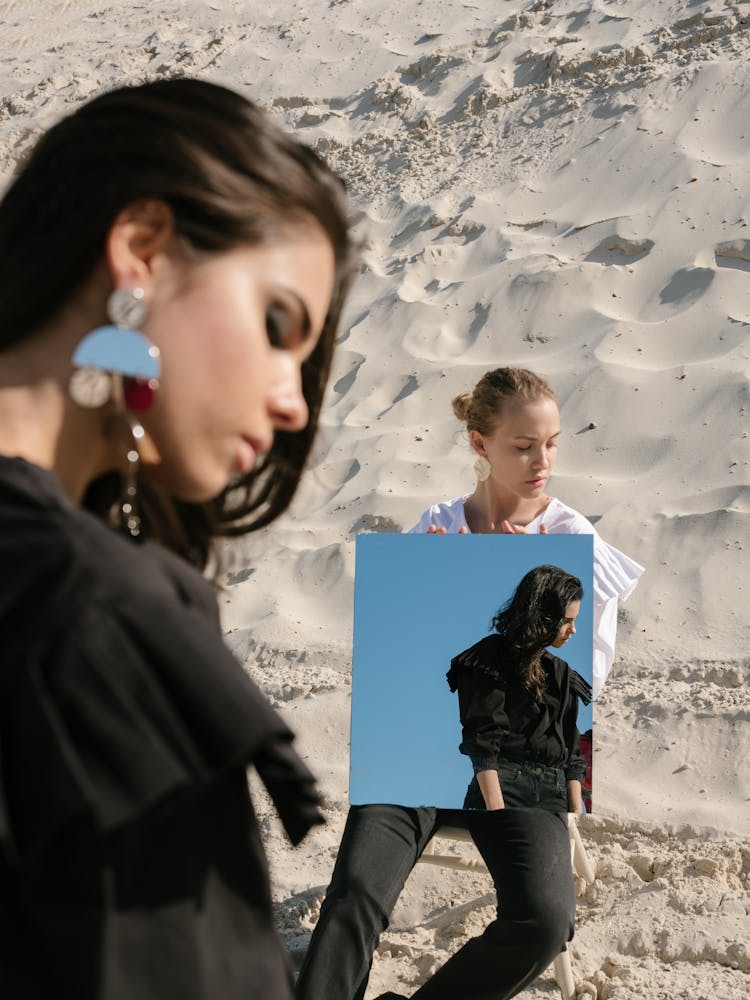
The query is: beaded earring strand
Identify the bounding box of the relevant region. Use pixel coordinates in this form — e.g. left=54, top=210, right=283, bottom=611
left=69, top=286, right=161, bottom=538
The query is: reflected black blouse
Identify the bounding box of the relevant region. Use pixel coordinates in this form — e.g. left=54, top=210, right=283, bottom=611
left=447, top=634, right=591, bottom=783
left=0, top=457, right=322, bottom=999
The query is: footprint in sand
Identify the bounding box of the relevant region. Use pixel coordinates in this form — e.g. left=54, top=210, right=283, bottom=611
left=310, top=458, right=361, bottom=497
left=349, top=513, right=403, bottom=535
left=342, top=374, right=421, bottom=425
left=658, top=266, right=714, bottom=306
left=331, top=351, right=366, bottom=400
left=585, top=235, right=654, bottom=265
left=390, top=207, right=443, bottom=249
left=398, top=51, right=465, bottom=96
left=391, top=373, right=419, bottom=407
left=715, top=239, right=750, bottom=273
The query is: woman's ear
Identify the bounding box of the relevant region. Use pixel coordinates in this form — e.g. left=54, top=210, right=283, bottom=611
left=105, top=199, right=175, bottom=295
left=469, top=429, right=486, bottom=457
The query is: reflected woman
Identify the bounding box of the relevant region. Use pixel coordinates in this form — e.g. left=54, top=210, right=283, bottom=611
left=449, top=564, right=591, bottom=816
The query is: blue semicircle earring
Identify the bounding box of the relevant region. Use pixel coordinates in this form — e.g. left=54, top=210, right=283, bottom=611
left=69, top=287, right=161, bottom=411
left=68, top=287, right=162, bottom=539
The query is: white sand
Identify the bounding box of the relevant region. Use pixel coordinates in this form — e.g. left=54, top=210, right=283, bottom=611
left=2, top=1, right=748, bottom=996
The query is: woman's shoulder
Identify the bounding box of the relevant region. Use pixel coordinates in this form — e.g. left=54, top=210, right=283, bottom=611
left=543, top=651, right=593, bottom=705
left=545, top=496, right=645, bottom=600
left=542, top=650, right=574, bottom=684
left=0, top=456, right=214, bottom=632
left=451, top=632, right=506, bottom=666
left=447, top=633, right=508, bottom=690
left=0, top=461, right=299, bottom=861
left=543, top=497, right=596, bottom=534
left=408, top=495, right=469, bottom=534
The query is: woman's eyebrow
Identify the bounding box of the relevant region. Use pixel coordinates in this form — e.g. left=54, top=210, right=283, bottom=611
left=511, top=431, right=561, bottom=441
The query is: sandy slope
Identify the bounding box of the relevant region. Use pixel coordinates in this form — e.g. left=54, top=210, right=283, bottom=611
left=2, top=1, right=748, bottom=997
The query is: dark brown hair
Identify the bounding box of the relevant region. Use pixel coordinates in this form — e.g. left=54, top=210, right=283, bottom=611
left=0, top=78, right=355, bottom=569
left=452, top=367, right=556, bottom=435
left=492, top=564, right=583, bottom=699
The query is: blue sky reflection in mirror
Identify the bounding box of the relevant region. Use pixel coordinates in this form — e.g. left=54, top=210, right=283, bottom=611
left=350, top=533, right=593, bottom=808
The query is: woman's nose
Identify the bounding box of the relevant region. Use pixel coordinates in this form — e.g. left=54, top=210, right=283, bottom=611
left=267, top=358, right=309, bottom=432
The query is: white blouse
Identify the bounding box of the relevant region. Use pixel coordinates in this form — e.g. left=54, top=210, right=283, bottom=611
left=408, top=496, right=644, bottom=698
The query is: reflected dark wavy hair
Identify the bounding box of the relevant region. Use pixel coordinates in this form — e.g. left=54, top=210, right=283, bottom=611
left=492, top=564, right=583, bottom=699
left=0, top=77, right=356, bottom=570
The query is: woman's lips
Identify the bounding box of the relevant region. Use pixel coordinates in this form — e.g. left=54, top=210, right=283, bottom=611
left=236, top=437, right=271, bottom=476
left=236, top=439, right=257, bottom=475
left=528, top=476, right=547, bottom=487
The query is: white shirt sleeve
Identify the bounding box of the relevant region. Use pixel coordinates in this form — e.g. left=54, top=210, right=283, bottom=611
left=591, top=540, right=644, bottom=695
left=592, top=532, right=643, bottom=603
left=407, top=497, right=468, bottom=534
left=407, top=507, right=434, bottom=534
left=592, top=595, right=619, bottom=699
left=543, top=500, right=644, bottom=696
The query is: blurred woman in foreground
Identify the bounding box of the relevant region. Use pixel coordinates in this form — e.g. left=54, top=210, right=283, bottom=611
left=0, top=77, right=354, bottom=999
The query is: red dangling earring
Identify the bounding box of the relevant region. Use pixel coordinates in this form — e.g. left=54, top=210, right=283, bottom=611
left=123, top=376, right=158, bottom=412
left=68, top=287, right=161, bottom=539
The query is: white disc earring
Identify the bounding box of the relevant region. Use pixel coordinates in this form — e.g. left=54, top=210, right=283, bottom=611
left=107, top=286, right=148, bottom=328
left=474, top=455, right=491, bottom=482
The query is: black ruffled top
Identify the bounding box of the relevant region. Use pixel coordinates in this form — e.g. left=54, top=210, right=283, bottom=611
left=446, top=634, right=591, bottom=783
left=0, top=457, right=322, bottom=999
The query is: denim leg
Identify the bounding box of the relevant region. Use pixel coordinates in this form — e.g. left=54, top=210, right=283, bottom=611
left=296, top=804, right=438, bottom=1000
left=536, top=767, right=568, bottom=813
left=464, top=764, right=568, bottom=813
left=410, top=809, right=575, bottom=1000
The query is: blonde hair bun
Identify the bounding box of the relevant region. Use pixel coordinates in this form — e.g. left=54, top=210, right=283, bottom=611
left=451, top=390, right=474, bottom=423
left=453, top=367, right=556, bottom=435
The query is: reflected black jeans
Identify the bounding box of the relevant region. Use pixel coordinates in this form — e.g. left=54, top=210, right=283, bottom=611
left=295, top=804, right=575, bottom=1000
left=463, top=760, right=569, bottom=813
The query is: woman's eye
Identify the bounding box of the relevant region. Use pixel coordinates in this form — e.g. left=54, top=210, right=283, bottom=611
left=266, top=303, right=295, bottom=348
left=515, top=446, right=531, bottom=452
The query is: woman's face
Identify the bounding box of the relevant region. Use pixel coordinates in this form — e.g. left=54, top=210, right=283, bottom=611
left=471, top=396, right=561, bottom=499
left=138, top=226, right=335, bottom=501
left=550, top=599, right=580, bottom=648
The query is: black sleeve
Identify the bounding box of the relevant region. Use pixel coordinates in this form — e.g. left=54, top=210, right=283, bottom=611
left=2, top=595, right=322, bottom=864
left=562, top=679, right=587, bottom=783
left=456, top=668, right=510, bottom=772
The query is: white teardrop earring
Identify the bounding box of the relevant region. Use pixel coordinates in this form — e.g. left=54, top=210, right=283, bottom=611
left=474, top=455, right=491, bottom=482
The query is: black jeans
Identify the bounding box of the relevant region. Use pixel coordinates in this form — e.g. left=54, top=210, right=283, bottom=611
left=295, top=804, right=575, bottom=1000
left=463, top=760, right=569, bottom=813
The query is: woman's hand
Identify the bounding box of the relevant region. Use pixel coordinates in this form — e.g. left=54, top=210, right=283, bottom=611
left=566, top=779, right=583, bottom=815
left=500, top=520, right=548, bottom=535
left=425, top=523, right=543, bottom=535
left=477, top=769, right=505, bottom=810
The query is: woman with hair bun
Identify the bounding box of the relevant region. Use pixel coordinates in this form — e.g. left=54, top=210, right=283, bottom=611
left=0, top=77, right=354, bottom=999
left=298, top=367, right=642, bottom=1000
left=416, top=366, right=642, bottom=699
